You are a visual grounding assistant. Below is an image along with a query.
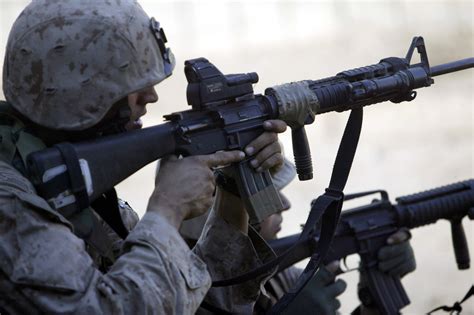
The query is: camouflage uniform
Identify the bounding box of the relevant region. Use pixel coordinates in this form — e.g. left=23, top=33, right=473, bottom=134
left=0, top=0, right=275, bottom=313
left=0, top=158, right=208, bottom=313
left=0, top=156, right=274, bottom=314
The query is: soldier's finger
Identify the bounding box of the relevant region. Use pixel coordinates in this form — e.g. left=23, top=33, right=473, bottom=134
left=378, top=242, right=408, bottom=261
left=245, top=132, right=278, bottom=156
left=201, top=151, right=245, bottom=167
left=263, top=119, right=288, bottom=133
left=395, top=257, right=417, bottom=277
left=249, top=142, right=281, bottom=168
left=326, top=279, right=347, bottom=298
left=378, top=254, right=407, bottom=273
left=325, top=261, right=341, bottom=274
left=256, top=153, right=284, bottom=172
left=387, top=228, right=411, bottom=245
left=388, top=263, right=410, bottom=278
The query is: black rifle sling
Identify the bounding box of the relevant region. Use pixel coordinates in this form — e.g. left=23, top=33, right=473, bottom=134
left=54, top=143, right=115, bottom=261
left=268, top=107, right=363, bottom=314
left=54, top=143, right=89, bottom=211
left=53, top=145, right=129, bottom=240
left=211, top=107, right=363, bottom=308
left=91, top=189, right=130, bottom=240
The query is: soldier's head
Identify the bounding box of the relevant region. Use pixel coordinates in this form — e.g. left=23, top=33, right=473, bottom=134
left=3, top=0, right=174, bottom=136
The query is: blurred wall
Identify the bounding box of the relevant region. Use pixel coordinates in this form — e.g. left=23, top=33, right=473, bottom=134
left=1, top=1, right=472, bottom=313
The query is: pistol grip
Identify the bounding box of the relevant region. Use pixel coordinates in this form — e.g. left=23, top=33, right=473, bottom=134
left=232, top=160, right=284, bottom=225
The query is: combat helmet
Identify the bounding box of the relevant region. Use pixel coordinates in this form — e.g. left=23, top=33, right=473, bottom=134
left=3, top=0, right=175, bottom=131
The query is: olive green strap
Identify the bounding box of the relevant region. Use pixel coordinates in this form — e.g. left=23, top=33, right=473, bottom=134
left=0, top=102, right=46, bottom=166
left=16, top=130, right=46, bottom=166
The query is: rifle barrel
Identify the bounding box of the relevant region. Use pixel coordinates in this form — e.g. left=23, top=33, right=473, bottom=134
left=430, top=58, right=474, bottom=77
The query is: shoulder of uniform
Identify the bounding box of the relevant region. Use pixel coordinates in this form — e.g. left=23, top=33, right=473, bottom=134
left=0, top=159, right=73, bottom=228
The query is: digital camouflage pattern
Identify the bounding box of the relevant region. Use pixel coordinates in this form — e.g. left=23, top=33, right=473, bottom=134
left=0, top=159, right=274, bottom=313
left=3, top=0, right=175, bottom=130
left=0, top=160, right=210, bottom=314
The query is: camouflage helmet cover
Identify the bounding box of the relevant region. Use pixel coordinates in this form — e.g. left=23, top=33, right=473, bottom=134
left=3, top=0, right=175, bottom=130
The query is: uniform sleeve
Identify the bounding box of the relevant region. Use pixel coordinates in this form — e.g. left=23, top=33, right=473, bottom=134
left=0, top=162, right=211, bottom=314
left=193, top=208, right=277, bottom=314
left=92, top=199, right=140, bottom=262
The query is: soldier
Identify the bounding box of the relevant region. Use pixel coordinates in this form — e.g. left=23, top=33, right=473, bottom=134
left=0, top=0, right=286, bottom=313
left=181, top=159, right=416, bottom=314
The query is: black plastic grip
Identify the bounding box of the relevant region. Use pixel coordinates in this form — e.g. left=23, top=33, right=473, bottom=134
left=450, top=219, right=470, bottom=269
left=309, top=74, right=406, bottom=114
left=309, top=80, right=352, bottom=113
left=396, top=180, right=474, bottom=229
left=396, top=180, right=472, bottom=204
left=291, top=127, right=313, bottom=180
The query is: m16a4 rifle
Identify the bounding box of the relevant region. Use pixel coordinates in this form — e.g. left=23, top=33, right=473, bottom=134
left=269, top=180, right=474, bottom=314
left=26, top=36, right=473, bottom=226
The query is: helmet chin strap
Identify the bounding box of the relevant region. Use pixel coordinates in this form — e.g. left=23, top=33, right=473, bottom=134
left=93, top=102, right=131, bottom=136
left=74, top=97, right=131, bottom=138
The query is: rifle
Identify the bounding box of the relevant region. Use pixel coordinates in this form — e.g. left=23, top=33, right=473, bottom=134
left=269, top=179, right=474, bottom=314
left=26, top=36, right=473, bottom=226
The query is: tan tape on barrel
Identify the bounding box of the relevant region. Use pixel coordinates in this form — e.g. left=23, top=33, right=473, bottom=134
left=267, top=80, right=320, bottom=129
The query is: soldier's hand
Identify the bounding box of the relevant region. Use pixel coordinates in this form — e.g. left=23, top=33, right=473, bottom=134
left=283, top=262, right=347, bottom=315
left=356, top=230, right=416, bottom=314
left=377, top=229, right=416, bottom=277
left=245, top=120, right=287, bottom=172
left=148, top=151, right=245, bottom=228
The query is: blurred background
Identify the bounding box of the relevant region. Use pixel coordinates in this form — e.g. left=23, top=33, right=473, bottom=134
left=1, top=0, right=472, bottom=313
